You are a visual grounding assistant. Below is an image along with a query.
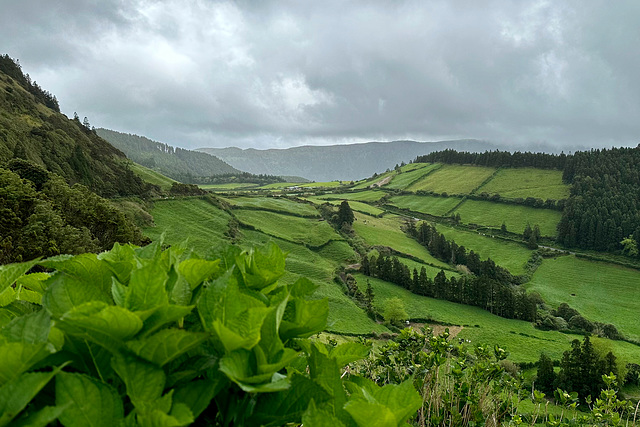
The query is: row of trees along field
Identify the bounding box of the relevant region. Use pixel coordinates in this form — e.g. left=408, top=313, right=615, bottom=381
left=414, top=146, right=640, bottom=256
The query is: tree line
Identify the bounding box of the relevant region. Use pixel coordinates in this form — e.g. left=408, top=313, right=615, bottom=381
left=361, top=253, right=537, bottom=321
left=414, top=148, right=568, bottom=170
left=0, top=54, right=59, bottom=112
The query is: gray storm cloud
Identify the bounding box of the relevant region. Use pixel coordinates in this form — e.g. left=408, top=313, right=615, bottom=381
left=2, top=0, right=639, bottom=149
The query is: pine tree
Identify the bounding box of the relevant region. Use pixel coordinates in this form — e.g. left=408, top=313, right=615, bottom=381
left=536, top=353, right=556, bottom=395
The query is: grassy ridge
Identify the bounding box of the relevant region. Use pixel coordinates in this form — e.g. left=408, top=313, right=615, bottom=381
left=452, top=199, right=562, bottom=237
left=320, top=190, right=387, bottom=202
left=199, top=183, right=260, bottom=190
left=435, top=224, right=532, bottom=275
left=408, top=164, right=496, bottom=194
left=477, top=168, right=569, bottom=200
left=234, top=210, right=339, bottom=247
left=386, top=163, right=441, bottom=189
left=527, top=255, right=640, bottom=341
left=128, top=162, right=176, bottom=190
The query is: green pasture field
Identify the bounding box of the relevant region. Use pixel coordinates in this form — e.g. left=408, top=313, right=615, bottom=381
left=198, top=183, right=260, bottom=190
left=143, top=198, right=231, bottom=254
left=129, top=162, right=176, bottom=190
left=351, top=170, right=396, bottom=190
left=386, top=163, right=442, bottom=190
left=310, top=199, right=384, bottom=216
left=434, top=224, right=532, bottom=275
left=477, top=168, right=570, bottom=201
left=452, top=199, right=562, bottom=237
left=259, top=181, right=350, bottom=189
left=228, top=196, right=319, bottom=217
left=388, top=194, right=462, bottom=217
left=240, top=230, right=387, bottom=335
left=352, top=212, right=450, bottom=269
left=526, top=255, right=640, bottom=341
left=353, top=274, right=578, bottom=363
left=234, top=209, right=340, bottom=247
left=320, top=190, right=387, bottom=202
left=408, top=164, right=496, bottom=194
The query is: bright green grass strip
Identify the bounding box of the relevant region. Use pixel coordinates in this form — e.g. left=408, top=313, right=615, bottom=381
left=309, top=199, right=384, bottom=216
left=388, top=195, right=462, bottom=217
left=526, top=255, right=640, bottom=342
left=477, top=168, right=570, bottom=201
left=234, top=210, right=340, bottom=247
left=198, top=183, right=260, bottom=190
left=386, top=163, right=441, bottom=190
left=351, top=170, right=396, bottom=190
left=229, top=196, right=319, bottom=217
left=241, top=230, right=387, bottom=334
left=259, top=181, right=351, bottom=189
left=452, top=199, right=562, bottom=237
left=129, top=162, right=176, bottom=190
left=352, top=274, right=588, bottom=363
left=352, top=213, right=450, bottom=269
left=321, top=190, right=387, bottom=202
left=435, top=224, right=532, bottom=275
left=143, top=198, right=231, bottom=254
left=408, top=164, right=496, bottom=194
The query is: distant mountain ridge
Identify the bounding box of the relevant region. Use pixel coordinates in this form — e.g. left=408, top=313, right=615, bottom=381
left=96, top=128, right=240, bottom=180
left=197, top=139, right=497, bottom=181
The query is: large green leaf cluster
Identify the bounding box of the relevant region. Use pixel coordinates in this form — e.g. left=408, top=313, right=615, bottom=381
left=0, top=240, right=421, bottom=426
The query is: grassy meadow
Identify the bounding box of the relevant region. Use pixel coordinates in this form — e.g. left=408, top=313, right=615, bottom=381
left=228, top=195, right=320, bottom=217
left=452, top=199, right=562, bottom=236
left=408, top=164, right=496, bottom=194
left=129, top=161, right=176, bottom=190
left=385, top=163, right=441, bottom=189
left=320, top=190, right=387, bottom=202
left=477, top=168, right=570, bottom=200
left=388, top=194, right=462, bottom=217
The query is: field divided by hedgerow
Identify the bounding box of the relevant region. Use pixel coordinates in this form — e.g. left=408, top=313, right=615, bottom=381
left=352, top=212, right=450, bottom=269
left=308, top=198, right=385, bottom=216
left=388, top=194, right=462, bottom=217
left=234, top=209, right=339, bottom=247
left=477, top=168, right=569, bottom=201
left=143, top=198, right=231, bottom=254
left=385, top=163, right=441, bottom=189
left=321, top=190, right=387, bottom=202
left=435, top=224, right=532, bottom=275
left=408, top=164, right=496, bottom=194
left=527, top=255, right=640, bottom=341
left=228, top=196, right=320, bottom=217
left=452, top=199, right=562, bottom=236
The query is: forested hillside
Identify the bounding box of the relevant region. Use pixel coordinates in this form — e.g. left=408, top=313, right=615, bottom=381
left=0, top=55, right=149, bottom=198
left=96, top=128, right=240, bottom=180
left=0, top=55, right=151, bottom=262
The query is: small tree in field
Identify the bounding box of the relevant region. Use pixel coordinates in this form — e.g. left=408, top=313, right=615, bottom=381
left=384, top=297, right=408, bottom=327
left=337, top=200, right=355, bottom=228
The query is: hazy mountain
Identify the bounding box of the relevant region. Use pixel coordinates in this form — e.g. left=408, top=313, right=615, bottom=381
left=197, top=140, right=496, bottom=182
left=96, top=128, right=240, bottom=180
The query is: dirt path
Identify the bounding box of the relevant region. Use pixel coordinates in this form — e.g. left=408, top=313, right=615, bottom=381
left=370, top=175, right=392, bottom=188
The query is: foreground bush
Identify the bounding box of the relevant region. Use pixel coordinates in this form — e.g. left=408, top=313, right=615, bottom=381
left=0, top=239, right=421, bottom=426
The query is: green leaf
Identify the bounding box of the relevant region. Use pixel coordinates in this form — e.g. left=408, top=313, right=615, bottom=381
left=1, top=309, right=51, bottom=344
left=280, top=298, right=328, bottom=341
left=197, top=270, right=269, bottom=352
left=372, top=380, right=422, bottom=425
left=219, top=350, right=290, bottom=392
left=15, top=288, right=42, bottom=305
left=11, top=405, right=67, bottom=427
left=173, top=378, right=224, bottom=419
left=308, top=344, right=348, bottom=423
left=343, top=400, right=396, bottom=427
left=178, top=258, right=221, bottom=289
left=0, top=366, right=62, bottom=427
left=251, top=374, right=332, bottom=426
left=41, top=272, right=112, bottom=318
left=56, top=372, right=124, bottom=427
left=135, top=236, right=164, bottom=260
left=328, top=342, right=371, bottom=369
left=111, top=278, right=127, bottom=307
left=98, top=242, right=137, bottom=283
left=138, top=304, right=194, bottom=337
left=126, top=328, right=209, bottom=366
left=15, top=272, right=49, bottom=294
left=0, top=259, right=39, bottom=294
left=137, top=403, right=194, bottom=427
left=39, top=253, right=113, bottom=295
left=169, top=276, right=192, bottom=306
left=302, top=399, right=346, bottom=427
left=289, top=277, right=319, bottom=298
left=0, top=287, right=16, bottom=307
left=0, top=342, right=55, bottom=385
left=58, top=302, right=143, bottom=351
left=236, top=242, right=286, bottom=291
left=111, top=353, right=166, bottom=407
left=125, top=261, right=169, bottom=312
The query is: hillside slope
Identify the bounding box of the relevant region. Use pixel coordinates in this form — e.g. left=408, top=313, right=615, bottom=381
left=198, top=139, right=495, bottom=181
left=96, top=128, right=240, bottom=180
left=0, top=55, right=149, bottom=197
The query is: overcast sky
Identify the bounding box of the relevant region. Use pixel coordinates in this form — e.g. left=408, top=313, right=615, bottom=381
left=3, top=1, right=639, bottom=150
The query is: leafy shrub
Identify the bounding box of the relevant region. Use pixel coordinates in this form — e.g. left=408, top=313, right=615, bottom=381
left=0, top=240, right=421, bottom=426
